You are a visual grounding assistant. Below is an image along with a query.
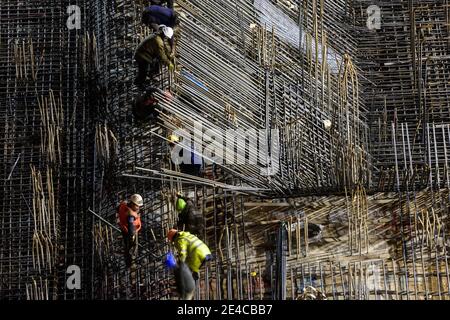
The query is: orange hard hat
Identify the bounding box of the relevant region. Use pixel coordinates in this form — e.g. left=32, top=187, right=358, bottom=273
left=167, top=229, right=178, bottom=242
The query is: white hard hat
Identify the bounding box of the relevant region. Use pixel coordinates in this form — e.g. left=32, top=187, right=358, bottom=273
left=129, top=194, right=144, bottom=207
left=323, top=119, right=332, bottom=131
left=159, top=25, right=174, bottom=39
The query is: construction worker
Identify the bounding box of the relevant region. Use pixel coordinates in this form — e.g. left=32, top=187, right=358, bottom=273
left=134, top=25, right=174, bottom=88
left=176, top=193, right=204, bottom=236
left=168, top=134, right=204, bottom=177
left=142, top=5, right=179, bottom=54
left=142, top=6, right=179, bottom=32
left=149, top=0, right=173, bottom=9
left=117, top=194, right=143, bottom=268
left=167, top=229, right=212, bottom=281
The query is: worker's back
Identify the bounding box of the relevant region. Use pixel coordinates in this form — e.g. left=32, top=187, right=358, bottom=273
left=134, top=34, right=164, bottom=63
left=178, top=198, right=204, bottom=237
left=143, top=5, right=176, bottom=27
left=175, top=231, right=211, bottom=273
left=150, top=0, right=174, bottom=8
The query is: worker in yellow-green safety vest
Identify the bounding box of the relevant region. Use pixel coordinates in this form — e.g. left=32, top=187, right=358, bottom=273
left=167, top=229, right=212, bottom=280
left=175, top=193, right=204, bottom=237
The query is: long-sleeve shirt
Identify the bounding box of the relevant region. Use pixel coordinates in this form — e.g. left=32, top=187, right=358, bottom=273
left=128, top=216, right=136, bottom=236
left=143, top=5, right=176, bottom=27
left=174, top=232, right=211, bottom=273
left=134, top=34, right=172, bottom=66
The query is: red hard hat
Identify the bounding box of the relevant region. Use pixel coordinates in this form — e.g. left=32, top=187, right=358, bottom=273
left=167, top=229, right=178, bottom=242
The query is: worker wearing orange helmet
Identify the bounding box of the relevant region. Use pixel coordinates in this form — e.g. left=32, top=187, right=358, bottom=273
left=117, top=194, right=144, bottom=268
left=167, top=229, right=212, bottom=281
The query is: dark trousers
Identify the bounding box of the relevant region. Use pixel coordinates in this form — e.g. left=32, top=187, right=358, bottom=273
left=134, top=57, right=160, bottom=87
left=179, top=164, right=202, bottom=177
left=175, top=262, right=196, bottom=300
left=122, top=231, right=138, bottom=268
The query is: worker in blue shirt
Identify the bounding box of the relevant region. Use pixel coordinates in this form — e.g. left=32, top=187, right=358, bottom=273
left=149, top=0, right=173, bottom=9
left=142, top=5, right=179, bottom=30
left=142, top=5, right=179, bottom=53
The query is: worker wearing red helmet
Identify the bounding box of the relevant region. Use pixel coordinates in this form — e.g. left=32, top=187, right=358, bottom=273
left=167, top=229, right=212, bottom=281
left=117, top=194, right=144, bottom=268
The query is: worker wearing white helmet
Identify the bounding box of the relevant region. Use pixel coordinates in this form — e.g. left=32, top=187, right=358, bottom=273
left=159, top=25, right=174, bottom=39
left=117, top=194, right=144, bottom=268
left=134, top=24, right=175, bottom=87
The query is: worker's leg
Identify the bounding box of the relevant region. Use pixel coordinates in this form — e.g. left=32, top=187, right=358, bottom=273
left=192, top=254, right=212, bottom=300
left=193, top=164, right=202, bottom=177
left=180, top=164, right=200, bottom=176
left=129, top=233, right=138, bottom=269
left=185, top=290, right=195, bottom=301
left=175, top=262, right=196, bottom=300
left=134, top=57, right=149, bottom=87
left=191, top=254, right=212, bottom=282
left=148, top=59, right=160, bottom=77
left=122, top=231, right=132, bottom=268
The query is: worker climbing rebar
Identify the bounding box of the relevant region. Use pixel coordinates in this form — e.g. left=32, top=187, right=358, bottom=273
left=117, top=194, right=144, bottom=268
left=167, top=229, right=212, bottom=282
left=148, top=0, right=174, bottom=9
left=134, top=25, right=174, bottom=88
left=168, top=133, right=204, bottom=177
left=176, top=193, right=204, bottom=237
left=142, top=5, right=179, bottom=53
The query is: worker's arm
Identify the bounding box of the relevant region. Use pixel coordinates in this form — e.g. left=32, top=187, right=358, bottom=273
left=128, top=215, right=136, bottom=237
left=156, top=37, right=172, bottom=67
left=176, top=238, right=188, bottom=262
left=168, top=37, right=175, bottom=54
left=116, top=204, right=121, bottom=225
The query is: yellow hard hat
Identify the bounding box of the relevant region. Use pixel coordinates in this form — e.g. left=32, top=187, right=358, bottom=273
left=168, top=134, right=180, bottom=144
left=251, top=272, right=257, bottom=277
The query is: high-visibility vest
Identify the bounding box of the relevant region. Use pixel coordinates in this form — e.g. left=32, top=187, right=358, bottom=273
left=175, top=231, right=211, bottom=273
left=118, top=202, right=142, bottom=234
